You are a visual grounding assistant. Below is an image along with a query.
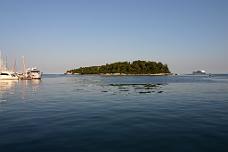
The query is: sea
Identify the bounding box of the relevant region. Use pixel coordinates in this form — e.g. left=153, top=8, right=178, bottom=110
left=0, top=74, right=228, bottom=152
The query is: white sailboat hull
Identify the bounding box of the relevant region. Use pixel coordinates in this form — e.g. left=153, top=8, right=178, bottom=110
left=0, top=72, right=18, bottom=80
left=0, top=76, right=18, bottom=80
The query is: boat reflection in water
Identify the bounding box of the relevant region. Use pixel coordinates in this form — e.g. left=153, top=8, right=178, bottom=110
left=18, top=79, right=42, bottom=99
left=0, top=79, right=42, bottom=101
left=0, top=80, right=18, bottom=92
left=30, top=79, right=41, bottom=93
left=0, top=80, right=18, bottom=103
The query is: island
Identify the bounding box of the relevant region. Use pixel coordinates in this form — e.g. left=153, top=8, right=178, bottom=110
left=66, top=60, right=171, bottom=75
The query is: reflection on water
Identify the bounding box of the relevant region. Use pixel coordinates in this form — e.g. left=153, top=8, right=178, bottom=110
left=18, top=79, right=41, bottom=89
left=0, top=79, right=41, bottom=101
left=0, top=80, right=18, bottom=92
left=18, top=80, right=42, bottom=99
left=0, top=80, right=18, bottom=103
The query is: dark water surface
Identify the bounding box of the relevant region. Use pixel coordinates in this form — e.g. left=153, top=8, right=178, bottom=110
left=0, top=74, right=228, bottom=152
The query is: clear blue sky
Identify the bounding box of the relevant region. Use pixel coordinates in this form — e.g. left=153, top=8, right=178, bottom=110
left=0, top=0, right=227, bottom=73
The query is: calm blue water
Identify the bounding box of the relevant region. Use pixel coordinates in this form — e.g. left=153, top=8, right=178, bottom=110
left=0, top=74, right=228, bottom=152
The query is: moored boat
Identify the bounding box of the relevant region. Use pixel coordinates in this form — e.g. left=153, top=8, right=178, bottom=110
left=26, top=67, right=42, bottom=79
left=0, top=71, right=18, bottom=80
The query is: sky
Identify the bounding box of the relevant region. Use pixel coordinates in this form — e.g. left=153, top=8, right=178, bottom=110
left=0, top=0, right=227, bottom=74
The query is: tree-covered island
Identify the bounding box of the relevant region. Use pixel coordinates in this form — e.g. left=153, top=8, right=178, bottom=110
left=66, top=60, right=171, bottom=75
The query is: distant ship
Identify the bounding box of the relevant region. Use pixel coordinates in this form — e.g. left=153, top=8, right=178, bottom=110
left=192, top=70, right=206, bottom=75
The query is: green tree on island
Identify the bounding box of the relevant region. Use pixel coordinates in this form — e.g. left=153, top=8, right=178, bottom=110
left=66, top=60, right=170, bottom=75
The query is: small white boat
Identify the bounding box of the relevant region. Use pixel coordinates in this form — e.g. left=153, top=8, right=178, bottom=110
left=26, top=67, right=42, bottom=79
left=0, top=71, right=18, bottom=80
left=192, top=70, right=206, bottom=75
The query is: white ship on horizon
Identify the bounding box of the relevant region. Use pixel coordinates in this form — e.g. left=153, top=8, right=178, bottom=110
left=192, top=70, right=206, bottom=75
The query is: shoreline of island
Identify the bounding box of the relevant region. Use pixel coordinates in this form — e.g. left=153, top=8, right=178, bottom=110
left=65, top=72, right=173, bottom=76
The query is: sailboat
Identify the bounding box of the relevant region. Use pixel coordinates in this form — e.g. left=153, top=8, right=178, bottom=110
left=0, top=51, right=18, bottom=80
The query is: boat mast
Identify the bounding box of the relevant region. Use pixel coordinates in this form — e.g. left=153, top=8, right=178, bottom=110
left=22, top=56, right=26, bottom=73
left=13, top=59, right=16, bottom=72
left=0, top=51, right=6, bottom=71
left=5, top=56, right=8, bottom=70
left=0, top=50, right=2, bottom=71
